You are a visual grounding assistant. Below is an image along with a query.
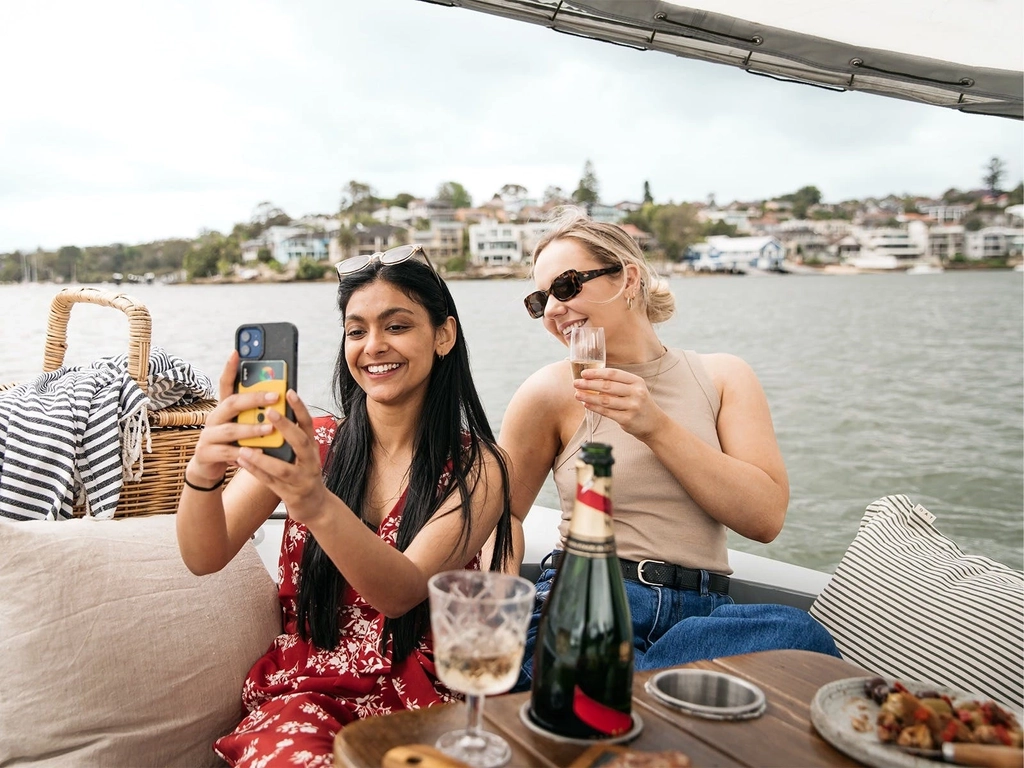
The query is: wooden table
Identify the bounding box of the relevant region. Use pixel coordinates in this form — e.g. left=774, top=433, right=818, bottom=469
left=334, top=649, right=870, bottom=767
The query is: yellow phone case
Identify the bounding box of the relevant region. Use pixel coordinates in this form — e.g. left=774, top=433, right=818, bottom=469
left=236, top=378, right=287, bottom=448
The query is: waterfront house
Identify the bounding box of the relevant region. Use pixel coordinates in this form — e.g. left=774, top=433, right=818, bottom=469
left=965, top=226, right=1024, bottom=259
left=279, top=229, right=330, bottom=264
left=698, top=235, right=786, bottom=272
left=774, top=224, right=831, bottom=263
left=850, top=228, right=923, bottom=268
left=827, top=234, right=861, bottom=263
left=468, top=220, right=552, bottom=266
left=415, top=220, right=465, bottom=264
left=469, top=221, right=519, bottom=266
left=927, top=225, right=966, bottom=262
left=241, top=225, right=315, bottom=266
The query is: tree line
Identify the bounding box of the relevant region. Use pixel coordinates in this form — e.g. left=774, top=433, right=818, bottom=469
left=2, top=157, right=1019, bottom=283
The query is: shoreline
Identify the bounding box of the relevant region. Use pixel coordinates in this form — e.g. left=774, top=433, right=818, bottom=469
left=8, top=262, right=1017, bottom=288
left=186, top=261, right=1021, bottom=285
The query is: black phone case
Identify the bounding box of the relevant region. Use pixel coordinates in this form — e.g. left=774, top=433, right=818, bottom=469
left=234, top=322, right=298, bottom=462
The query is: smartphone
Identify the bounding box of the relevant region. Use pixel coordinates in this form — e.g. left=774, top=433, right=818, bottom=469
left=234, top=322, right=298, bottom=462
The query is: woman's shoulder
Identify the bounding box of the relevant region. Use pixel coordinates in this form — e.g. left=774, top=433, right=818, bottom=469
left=514, top=360, right=571, bottom=400
left=501, top=360, right=572, bottom=441
left=696, top=352, right=762, bottom=395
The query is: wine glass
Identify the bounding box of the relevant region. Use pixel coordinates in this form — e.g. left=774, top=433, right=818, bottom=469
left=428, top=570, right=536, bottom=768
left=569, top=325, right=606, bottom=443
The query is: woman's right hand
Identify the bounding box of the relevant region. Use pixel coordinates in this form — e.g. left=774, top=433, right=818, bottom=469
left=185, top=352, right=277, bottom=486
left=574, top=366, right=667, bottom=441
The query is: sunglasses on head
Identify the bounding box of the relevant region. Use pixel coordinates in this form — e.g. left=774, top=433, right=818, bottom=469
left=335, top=243, right=436, bottom=277
left=336, top=243, right=450, bottom=315
left=524, top=265, right=623, bottom=319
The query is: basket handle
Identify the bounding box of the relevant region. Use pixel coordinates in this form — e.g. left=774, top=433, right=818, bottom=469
left=43, top=287, right=153, bottom=394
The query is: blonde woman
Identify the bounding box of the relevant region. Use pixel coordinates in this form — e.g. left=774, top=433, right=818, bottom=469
left=500, top=207, right=839, bottom=689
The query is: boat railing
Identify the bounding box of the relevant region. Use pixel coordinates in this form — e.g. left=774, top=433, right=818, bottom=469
left=256, top=504, right=830, bottom=611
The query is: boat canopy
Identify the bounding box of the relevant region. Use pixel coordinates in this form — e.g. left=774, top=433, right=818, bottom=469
left=418, top=0, right=1023, bottom=119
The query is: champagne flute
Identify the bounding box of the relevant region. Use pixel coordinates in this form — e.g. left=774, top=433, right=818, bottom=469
left=428, top=571, right=536, bottom=768
left=570, top=325, right=606, bottom=443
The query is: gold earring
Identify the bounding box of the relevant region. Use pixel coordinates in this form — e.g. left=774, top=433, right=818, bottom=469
left=626, top=295, right=634, bottom=310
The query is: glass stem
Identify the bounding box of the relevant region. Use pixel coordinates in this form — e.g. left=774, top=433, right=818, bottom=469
left=465, top=694, right=484, bottom=738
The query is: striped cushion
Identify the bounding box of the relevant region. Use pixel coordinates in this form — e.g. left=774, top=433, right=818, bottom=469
left=809, top=494, right=1023, bottom=709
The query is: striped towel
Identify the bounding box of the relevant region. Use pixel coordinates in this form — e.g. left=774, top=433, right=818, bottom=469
left=0, top=349, right=214, bottom=521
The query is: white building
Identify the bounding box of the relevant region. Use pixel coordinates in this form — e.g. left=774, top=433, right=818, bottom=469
left=918, top=203, right=972, bottom=224
left=698, top=208, right=755, bottom=234
left=371, top=206, right=418, bottom=226
left=927, top=225, right=965, bottom=262
left=468, top=220, right=553, bottom=266
left=692, top=236, right=785, bottom=272
left=242, top=225, right=319, bottom=265
left=965, top=226, right=1024, bottom=259
left=850, top=228, right=924, bottom=268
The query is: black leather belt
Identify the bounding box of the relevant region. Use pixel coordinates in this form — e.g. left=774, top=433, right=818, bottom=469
left=547, top=552, right=730, bottom=594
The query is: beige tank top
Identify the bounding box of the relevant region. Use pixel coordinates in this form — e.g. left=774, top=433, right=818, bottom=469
left=552, top=348, right=731, bottom=575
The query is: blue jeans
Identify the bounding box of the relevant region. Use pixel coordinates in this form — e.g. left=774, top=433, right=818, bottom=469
left=513, top=553, right=841, bottom=693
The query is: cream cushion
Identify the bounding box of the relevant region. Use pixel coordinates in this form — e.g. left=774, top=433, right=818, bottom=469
left=810, top=494, right=1024, bottom=709
left=0, top=514, right=281, bottom=767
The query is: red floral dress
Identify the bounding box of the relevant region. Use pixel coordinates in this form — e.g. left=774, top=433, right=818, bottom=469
left=215, top=416, right=474, bottom=767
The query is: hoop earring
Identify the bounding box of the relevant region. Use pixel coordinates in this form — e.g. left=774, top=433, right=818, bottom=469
left=626, top=295, right=634, bottom=311
left=436, top=352, right=446, bottom=361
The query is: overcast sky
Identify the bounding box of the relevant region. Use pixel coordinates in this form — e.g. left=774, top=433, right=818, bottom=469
left=1, top=0, right=1022, bottom=253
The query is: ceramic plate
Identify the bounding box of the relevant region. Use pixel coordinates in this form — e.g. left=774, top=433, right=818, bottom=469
left=810, top=677, right=1023, bottom=768
left=518, top=702, right=643, bottom=746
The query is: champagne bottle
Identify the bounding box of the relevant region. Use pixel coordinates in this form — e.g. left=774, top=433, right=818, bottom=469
left=528, top=443, right=634, bottom=739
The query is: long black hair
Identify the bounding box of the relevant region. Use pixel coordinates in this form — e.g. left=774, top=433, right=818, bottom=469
left=296, top=257, right=514, bottom=662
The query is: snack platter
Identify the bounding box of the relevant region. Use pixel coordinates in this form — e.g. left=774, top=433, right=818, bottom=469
left=810, top=676, right=1023, bottom=767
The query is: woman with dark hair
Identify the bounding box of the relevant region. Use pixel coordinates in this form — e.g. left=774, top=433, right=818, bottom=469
left=176, top=246, right=513, bottom=766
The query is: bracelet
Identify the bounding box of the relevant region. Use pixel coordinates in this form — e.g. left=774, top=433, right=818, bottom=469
left=183, top=472, right=227, bottom=492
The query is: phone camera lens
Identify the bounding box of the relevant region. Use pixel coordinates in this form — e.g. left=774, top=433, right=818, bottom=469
left=240, top=345, right=251, bottom=356
left=256, top=412, right=265, bottom=423
left=240, top=331, right=251, bottom=343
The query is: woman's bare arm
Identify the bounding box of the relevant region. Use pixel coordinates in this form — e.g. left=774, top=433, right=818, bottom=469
left=494, top=363, right=567, bottom=571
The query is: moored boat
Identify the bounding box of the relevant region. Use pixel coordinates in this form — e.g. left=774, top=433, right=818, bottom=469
left=906, top=263, right=946, bottom=274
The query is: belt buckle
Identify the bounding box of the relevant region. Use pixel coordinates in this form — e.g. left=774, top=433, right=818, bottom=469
left=636, top=559, right=666, bottom=586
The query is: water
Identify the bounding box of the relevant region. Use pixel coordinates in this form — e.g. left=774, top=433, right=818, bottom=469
left=2, top=272, right=1021, bottom=572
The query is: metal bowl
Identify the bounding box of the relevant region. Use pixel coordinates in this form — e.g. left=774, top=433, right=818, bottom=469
left=645, top=669, right=767, bottom=720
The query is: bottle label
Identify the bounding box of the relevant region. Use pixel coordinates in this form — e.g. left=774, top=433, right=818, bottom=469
left=576, top=481, right=611, bottom=516
left=573, top=685, right=632, bottom=736
left=565, top=471, right=615, bottom=556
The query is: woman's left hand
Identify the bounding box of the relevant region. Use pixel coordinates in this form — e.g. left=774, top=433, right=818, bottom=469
left=234, top=390, right=330, bottom=527
left=574, top=368, right=665, bottom=440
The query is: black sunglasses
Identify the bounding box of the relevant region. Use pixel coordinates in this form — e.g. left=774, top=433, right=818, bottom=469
left=524, top=265, right=623, bottom=319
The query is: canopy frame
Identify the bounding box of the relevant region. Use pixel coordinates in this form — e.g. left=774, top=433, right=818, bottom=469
left=419, top=0, right=1023, bottom=119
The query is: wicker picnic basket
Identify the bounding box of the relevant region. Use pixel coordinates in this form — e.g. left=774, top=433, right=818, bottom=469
left=1, top=286, right=221, bottom=517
